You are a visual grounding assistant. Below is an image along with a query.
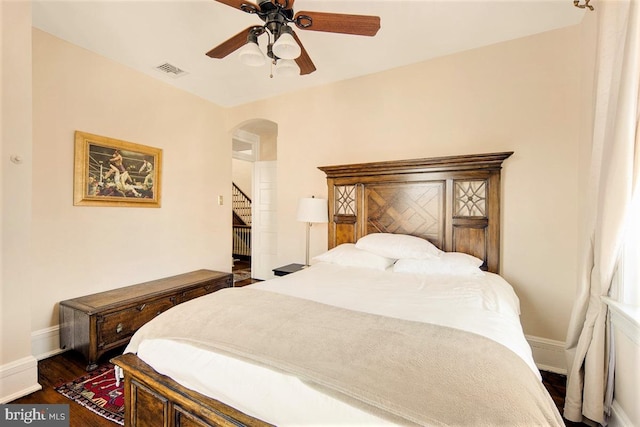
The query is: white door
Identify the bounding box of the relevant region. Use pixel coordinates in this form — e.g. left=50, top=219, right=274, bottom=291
left=252, top=161, right=277, bottom=280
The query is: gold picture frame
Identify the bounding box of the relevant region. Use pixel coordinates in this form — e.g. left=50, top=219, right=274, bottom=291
left=73, top=131, right=162, bottom=207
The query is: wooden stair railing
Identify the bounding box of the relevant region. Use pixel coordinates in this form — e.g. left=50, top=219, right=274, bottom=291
left=232, top=183, right=252, bottom=226
left=232, top=183, right=252, bottom=257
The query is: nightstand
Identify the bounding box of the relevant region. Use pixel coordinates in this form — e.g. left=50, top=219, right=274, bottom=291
left=272, top=263, right=305, bottom=276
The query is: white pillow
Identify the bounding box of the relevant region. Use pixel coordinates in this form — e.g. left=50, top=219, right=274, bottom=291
left=441, top=252, right=484, bottom=268
left=313, top=243, right=395, bottom=271
left=355, top=233, right=442, bottom=260
left=393, top=252, right=484, bottom=276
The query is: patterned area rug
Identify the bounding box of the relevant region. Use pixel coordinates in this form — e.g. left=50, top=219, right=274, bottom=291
left=55, top=363, right=124, bottom=425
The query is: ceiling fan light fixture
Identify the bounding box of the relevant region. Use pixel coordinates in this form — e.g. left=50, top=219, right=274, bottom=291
left=275, top=58, right=299, bottom=76
left=272, top=28, right=301, bottom=60
left=238, top=41, right=266, bottom=67
left=207, top=1, right=380, bottom=76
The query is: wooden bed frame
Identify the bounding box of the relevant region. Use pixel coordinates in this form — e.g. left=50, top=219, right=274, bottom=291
left=112, top=151, right=513, bottom=427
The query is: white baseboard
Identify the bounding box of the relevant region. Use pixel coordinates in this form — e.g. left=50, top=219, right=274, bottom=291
left=31, top=325, right=64, bottom=361
left=0, top=356, right=41, bottom=403
left=526, top=335, right=567, bottom=374
left=0, top=326, right=65, bottom=403
left=609, top=400, right=633, bottom=427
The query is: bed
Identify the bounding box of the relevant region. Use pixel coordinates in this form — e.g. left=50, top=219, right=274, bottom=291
left=112, top=152, right=564, bottom=427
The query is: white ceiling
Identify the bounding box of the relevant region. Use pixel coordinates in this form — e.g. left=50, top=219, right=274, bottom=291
left=32, top=0, right=585, bottom=108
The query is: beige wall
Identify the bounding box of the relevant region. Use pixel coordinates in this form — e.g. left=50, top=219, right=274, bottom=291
left=226, top=25, right=583, bottom=342
left=30, top=29, right=232, bottom=332
left=1, top=0, right=39, bottom=399
left=260, top=132, right=277, bottom=161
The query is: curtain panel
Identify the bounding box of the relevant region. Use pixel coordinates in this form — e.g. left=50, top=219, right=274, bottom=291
left=564, top=0, right=640, bottom=424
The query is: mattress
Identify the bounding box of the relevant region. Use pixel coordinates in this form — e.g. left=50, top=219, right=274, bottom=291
left=125, top=262, right=541, bottom=426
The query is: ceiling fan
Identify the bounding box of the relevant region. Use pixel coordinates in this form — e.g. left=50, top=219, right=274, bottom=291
left=205, top=0, right=381, bottom=76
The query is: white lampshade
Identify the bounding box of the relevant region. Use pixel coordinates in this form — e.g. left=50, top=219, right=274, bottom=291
left=297, top=197, right=328, bottom=223
left=238, top=41, right=266, bottom=67
left=275, top=59, right=300, bottom=77
left=272, top=31, right=301, bottom=60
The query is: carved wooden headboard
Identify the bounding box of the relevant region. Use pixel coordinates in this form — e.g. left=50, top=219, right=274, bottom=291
left=318, top=152, right=513, bottom=274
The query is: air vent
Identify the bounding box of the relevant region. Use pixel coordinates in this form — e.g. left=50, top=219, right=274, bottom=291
left=155, top=62, right=188, bottom=78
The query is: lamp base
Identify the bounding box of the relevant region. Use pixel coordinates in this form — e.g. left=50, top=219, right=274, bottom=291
left=304, top=222, right=311, bottom=267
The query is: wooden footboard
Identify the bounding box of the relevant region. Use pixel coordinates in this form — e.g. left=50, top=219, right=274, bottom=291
left=111, top=353, right=272, bottom=427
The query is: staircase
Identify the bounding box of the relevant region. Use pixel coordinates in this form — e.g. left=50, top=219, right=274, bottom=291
left=232, top=183, right=251, bottom=257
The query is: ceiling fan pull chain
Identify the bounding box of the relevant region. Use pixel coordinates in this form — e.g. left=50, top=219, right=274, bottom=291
left=266, top=31, right=275, bottom=78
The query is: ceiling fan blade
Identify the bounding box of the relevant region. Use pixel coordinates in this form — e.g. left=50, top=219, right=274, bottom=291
left=271, top=0, right=294, bottom=10
left=206, top=26, right=258, bottom=59
left=294, top=11, right=380, bottom=36
left=213, top=0, right=261, bottom=14
left=291, top=31, right=316, bottom=75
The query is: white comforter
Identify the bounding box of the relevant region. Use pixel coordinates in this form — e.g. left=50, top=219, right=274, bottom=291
left=132, top=263, right=539, bottom=426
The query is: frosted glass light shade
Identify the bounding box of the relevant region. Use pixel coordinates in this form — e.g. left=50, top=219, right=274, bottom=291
left=272, top=32, right=301, bottom=60
left=275, top=59, right=300, bottom=76
left=238, top=42, right=266, bottom=67
left=297, top=197, right=328, bottom=223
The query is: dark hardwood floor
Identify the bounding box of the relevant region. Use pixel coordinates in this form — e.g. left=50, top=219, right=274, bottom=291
left=233, top=258, right=261, bottom=287
left=540, top=370, right=591, bottom=427
left=10, top=350, right=117, bottom=427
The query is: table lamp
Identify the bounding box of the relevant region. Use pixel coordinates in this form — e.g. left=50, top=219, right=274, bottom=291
left=296, top=196, right=328, bottom=266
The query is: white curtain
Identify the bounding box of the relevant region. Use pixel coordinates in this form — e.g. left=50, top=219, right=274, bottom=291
left=564, top=0, right=640, bottom=425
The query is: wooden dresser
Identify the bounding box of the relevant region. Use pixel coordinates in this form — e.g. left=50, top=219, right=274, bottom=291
left=59, top=269, right=232, bottom=369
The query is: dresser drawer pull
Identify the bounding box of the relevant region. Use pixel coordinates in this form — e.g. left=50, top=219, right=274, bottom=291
left=116, top=323, right=123, bottom=334
left=137, top=304, right=147, bottom=311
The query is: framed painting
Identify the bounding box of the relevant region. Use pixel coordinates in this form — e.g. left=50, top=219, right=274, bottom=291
left=73, top=131, right=162, bottom=207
